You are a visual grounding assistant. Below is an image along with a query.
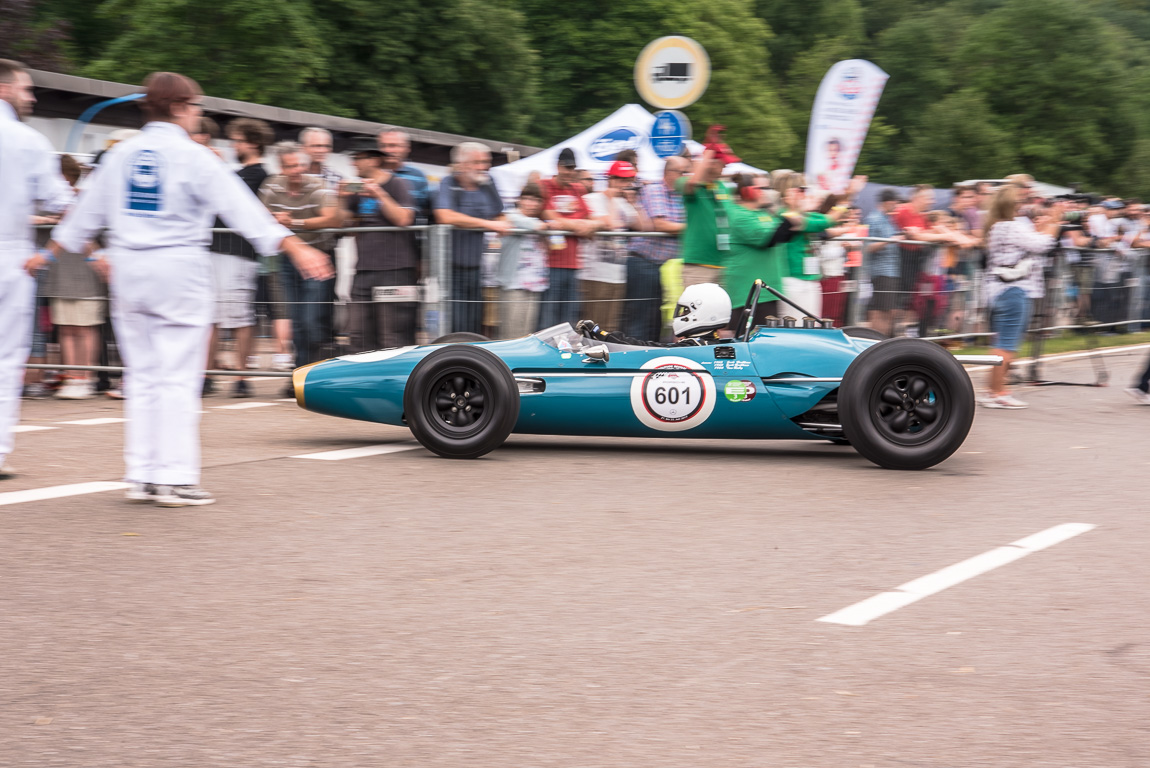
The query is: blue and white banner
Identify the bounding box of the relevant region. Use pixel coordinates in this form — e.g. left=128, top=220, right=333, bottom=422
left=805, top=60, right=888, bottom=195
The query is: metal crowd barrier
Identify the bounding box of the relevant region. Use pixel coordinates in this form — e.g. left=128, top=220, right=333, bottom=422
left=24, top=226, right=1150, bottom=388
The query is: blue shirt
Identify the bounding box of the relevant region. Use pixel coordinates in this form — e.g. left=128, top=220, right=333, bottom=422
left=434, top=175, right=504, bottom=268
left=864, top=209, right=900, bottom=278
left=394, top=164, right=431, bottom=224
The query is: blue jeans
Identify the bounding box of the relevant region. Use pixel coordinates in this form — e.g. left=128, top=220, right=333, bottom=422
left=622, top=255, right=663, bottom=340
left=280, top=260, right=335, bottom=367
left=990, top=286, right=1030, bottom=353
left=538, top=267, right=580, bottom=329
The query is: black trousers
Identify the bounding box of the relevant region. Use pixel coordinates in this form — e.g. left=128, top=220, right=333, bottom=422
left=349, top=268, right=418, bottom=353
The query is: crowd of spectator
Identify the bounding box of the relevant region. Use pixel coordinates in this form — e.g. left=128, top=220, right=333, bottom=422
left=20, top=120, right=1150, bottom=411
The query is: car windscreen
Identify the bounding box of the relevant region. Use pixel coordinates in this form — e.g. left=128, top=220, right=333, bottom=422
left=533, top=323, right=592, bottom=353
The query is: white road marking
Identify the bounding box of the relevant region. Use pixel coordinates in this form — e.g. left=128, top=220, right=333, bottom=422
left=964, top=342, right=1150, bottom=372
left=212, top=402, right=278, bottom=410
left=817, top=523, right=1096, bottom=627
left=291, top=443, right=421, bottom=461
left=0, top=481, right=131, bottom=507
left=56, top=417, right=127, bottom=426
left=13, top=425, right=58, bottom=433
left=277, top=398, right=298, bottom=403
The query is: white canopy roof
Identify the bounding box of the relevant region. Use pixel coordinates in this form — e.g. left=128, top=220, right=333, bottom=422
left=491, top=104, right=765, bottom=197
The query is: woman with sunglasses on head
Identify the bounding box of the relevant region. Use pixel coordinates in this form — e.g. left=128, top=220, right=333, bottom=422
left=29, top=72, right=334, bottom=507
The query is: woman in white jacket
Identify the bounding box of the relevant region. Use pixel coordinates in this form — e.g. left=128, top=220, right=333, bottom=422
left=29, top=72, right=333, bottom=506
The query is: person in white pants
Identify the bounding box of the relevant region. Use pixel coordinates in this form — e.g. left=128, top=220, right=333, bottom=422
left=30, top=71, right=333, bottom=507
left=0, top=60, right=73, bottom=477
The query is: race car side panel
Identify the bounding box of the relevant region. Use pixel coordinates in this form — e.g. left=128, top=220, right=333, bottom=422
left=510, top=342, right=806, bottom=439
left=294, top=329, right=869, bottom=440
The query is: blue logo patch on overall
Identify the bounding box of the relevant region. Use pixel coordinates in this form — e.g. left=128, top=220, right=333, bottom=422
left=126, top=150, right=164, bottom=216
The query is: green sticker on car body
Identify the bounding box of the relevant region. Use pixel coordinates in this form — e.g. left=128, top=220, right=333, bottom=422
left=724, top=379, right=757, bottom=402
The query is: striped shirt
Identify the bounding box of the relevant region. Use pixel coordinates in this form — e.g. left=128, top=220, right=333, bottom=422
left=631, top=181, right=683, bottom=263
left=259, top=175, right=336, bottom=251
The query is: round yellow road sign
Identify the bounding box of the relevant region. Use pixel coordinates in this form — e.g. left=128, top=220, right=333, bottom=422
left=634, top=36, right=711, bottom=110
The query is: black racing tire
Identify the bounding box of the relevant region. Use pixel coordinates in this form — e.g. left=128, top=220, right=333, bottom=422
left=838, top=338, right=974, bottom=470
left=431, top=332, right=489, bottom=344
left=403, top=345, right=519, bottom=459
left=842, top=326, right=889, bottom=341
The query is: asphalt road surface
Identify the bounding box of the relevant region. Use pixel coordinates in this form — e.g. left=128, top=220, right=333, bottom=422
left=2, top=349, right=1149, bottom=767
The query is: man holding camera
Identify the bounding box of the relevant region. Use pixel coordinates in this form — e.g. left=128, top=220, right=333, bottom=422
left=341, top=138, right=418, bottom=351
left=581, top=160, right=650, bottom=332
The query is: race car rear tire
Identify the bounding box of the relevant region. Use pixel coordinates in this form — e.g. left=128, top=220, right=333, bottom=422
left=842, top=326, right=889, bottom=341
left=838, top=338, right=974, bottom=470
left=432, top=332, right=490, bottom=344
left=404, top=345, right=519, bottom=459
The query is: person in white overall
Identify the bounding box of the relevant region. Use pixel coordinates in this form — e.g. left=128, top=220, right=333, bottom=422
left=0, top=60, right=73, bottom=478
left=30, top=72, right=334, bottom=506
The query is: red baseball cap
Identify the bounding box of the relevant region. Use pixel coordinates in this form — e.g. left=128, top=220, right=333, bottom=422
left=703, top=124, right=741, bottom=166
left=607, top=160, right=637, bottom=178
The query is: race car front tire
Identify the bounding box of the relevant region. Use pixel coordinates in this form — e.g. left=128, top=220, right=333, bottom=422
left=839, top=338, right=974, bottom=470
left=404, top=345, right=520, bottom=459
left=431, top=332, right=490, bottom=344
left=842, top=326, right=889, bottom=341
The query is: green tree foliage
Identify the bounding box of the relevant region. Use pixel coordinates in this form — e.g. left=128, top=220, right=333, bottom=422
left=309, top=0, right=540, bottom=141
left=11, top=0, right=1150, bottom=194
left=82, top=0, right=342, bottom=115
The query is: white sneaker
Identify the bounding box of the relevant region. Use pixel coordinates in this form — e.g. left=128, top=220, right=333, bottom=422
left=125, top=482, right=157, bottom=502
left=245, top=355, right=262, bottom=370
left=982, top=394, right=1029, bottom=409
left=55, top=379, right=94, bottom=400
left=152, top=484, right=216, bottom=507
left=1124, top=388, right=1150, bottom=405
left=975, top=390, right=995, bottom=405
left=271, top=353, right=294, bottom=372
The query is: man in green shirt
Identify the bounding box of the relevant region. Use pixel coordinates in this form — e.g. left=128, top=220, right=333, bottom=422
left=722, top=175, right=801, bottom=324
left=675, top=130, right=742, bottom=289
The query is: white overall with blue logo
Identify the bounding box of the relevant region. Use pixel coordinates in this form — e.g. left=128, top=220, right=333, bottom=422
left=53, top=121, right=290, bottom=486
left=0, top=100, right=72, bottom=466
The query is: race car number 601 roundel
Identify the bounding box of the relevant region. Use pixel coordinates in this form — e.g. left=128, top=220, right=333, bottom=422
left=629, top=356, right=716, bottom=432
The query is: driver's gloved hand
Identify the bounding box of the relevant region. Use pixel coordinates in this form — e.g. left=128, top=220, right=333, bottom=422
left=576, top=319, right=598, bottom=336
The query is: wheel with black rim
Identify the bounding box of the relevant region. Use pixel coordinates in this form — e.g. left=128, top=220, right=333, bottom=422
left=432, top=332, right=489, bottom=344
left=838, top=338, right=974, bottom=470
left=403, top=345, right=519, bottom=459
left=842, top=326, right=889, bottom=341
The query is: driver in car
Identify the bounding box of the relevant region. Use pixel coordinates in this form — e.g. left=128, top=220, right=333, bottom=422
left=577, top=283, right=732, bottom=347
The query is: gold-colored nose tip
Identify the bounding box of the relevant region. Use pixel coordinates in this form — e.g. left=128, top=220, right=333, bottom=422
left=291, top=363, right=317, bottom=409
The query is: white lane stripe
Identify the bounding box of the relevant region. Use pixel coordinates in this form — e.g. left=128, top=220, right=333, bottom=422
left=13, top=425, right=58, bottom=433
left=291, top=443, right=421, bottom=461
left=212, top=402, right=278, bottom=410
left=0, top=481, right=131, bottom=507
left=817, top=523, right=1096, bottom=626
left=56, top=417, right=127, bottom=426
left=964, top=342, right=1150, bottom=373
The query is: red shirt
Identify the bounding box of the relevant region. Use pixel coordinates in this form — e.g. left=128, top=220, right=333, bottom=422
left=541, top=177, right=591, bottom=270
left=894, top=204, right=928, bottom=250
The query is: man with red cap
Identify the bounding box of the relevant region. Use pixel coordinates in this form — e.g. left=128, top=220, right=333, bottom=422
left=581, top=160, right=651, bottom=331
left=539, top=147, right=601, bottom=328
left=677, top=125, right=740, bottom=290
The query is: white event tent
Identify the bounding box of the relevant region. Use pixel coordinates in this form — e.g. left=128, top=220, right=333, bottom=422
left=491, top=104, right=765, bottom=198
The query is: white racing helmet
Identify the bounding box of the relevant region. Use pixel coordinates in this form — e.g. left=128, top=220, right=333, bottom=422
left=672, top=283, right=732, bottom=338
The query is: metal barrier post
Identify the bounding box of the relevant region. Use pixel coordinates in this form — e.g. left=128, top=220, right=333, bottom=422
left=432, top=225, right=451, bottom=337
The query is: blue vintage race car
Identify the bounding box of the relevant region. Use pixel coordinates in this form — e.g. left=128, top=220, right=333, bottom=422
left=293, top=287, right=991, bottom=470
